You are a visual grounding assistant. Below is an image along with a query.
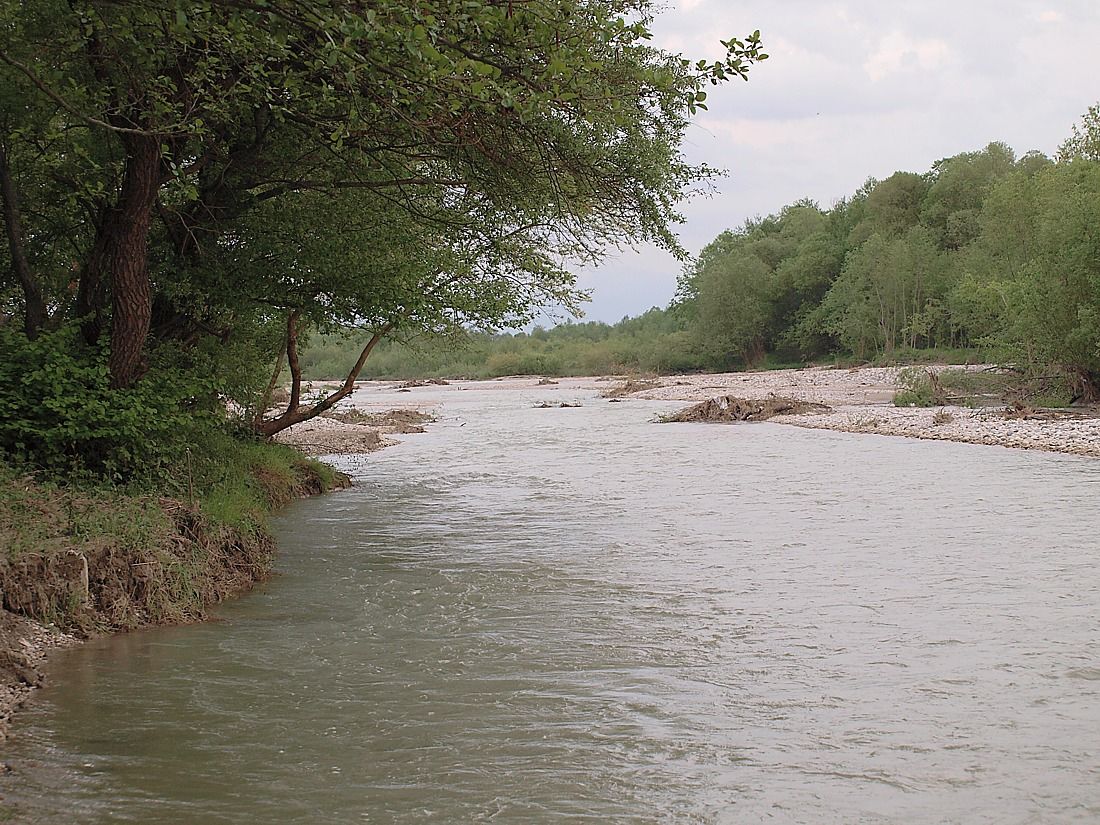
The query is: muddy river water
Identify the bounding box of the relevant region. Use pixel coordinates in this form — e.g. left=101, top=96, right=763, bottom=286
left=5, top=382, right=1100, bottom=823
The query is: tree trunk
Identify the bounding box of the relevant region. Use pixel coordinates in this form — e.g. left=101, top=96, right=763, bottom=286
left=742, top=336, right=766, bottom=368
left=0, top=143, right=46, bottom=339
left=254, top=317, right=394, bottom=438
left=75, top=206, right=113, bottom=345
left=1070, top=367, right=1100, bottom=405
left=106, top=135, right=161, bottom=388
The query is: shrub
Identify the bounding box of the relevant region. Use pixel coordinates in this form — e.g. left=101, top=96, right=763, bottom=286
left=0, top=328, right=223, bottom=480
left=893, top=367, right=937, bottom=406
left=483, top=350, right=563, bottom=377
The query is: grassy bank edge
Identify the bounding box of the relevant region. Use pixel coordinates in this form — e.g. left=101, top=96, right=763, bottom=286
left=0, top=443, right=349, bottom=740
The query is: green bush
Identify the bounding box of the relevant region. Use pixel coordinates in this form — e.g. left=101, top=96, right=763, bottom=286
left=0, top=328, right=222, bottom=480
left=483, top=350, right=563, bottom=377
left=893, top=366, right=937, bottom=407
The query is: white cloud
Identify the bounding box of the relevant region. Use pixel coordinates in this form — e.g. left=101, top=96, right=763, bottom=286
left=863, top=32, right=950, bottom=81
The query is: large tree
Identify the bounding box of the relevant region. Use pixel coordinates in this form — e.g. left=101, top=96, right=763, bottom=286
left=1, top=0, right=766, bottom=412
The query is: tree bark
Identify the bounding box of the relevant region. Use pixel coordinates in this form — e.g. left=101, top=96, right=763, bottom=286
left=0, top=143, right=46, bottom=338
left=284, top=310, right=303, bottom=414
left=256, top=346, right=287, bottom=425
left=75, top=206, right=113, bottom=345
left=106, top=134, right=161, bottom=388
left=742, top=336, right=766, bottom=368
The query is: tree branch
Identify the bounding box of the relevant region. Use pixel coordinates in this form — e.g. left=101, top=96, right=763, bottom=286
left=0, top=49, right=177, bottom=137
left=285, top=309, right=303, bottom=414
left=255, top=319, right=396, bottom=437
left=251, top=176, right=468, bottom=203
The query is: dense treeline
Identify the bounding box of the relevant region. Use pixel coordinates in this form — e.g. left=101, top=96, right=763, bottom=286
left=301, top=308, right=703, bottom=379
left=678, top=106, right=1100, bottom=400
left=312, top=105, right=1100, bottom=401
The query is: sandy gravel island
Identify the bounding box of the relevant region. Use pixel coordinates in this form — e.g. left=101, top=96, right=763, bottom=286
left=273, top=404, right=438, bottom=456
left=630, top=366, right=1100, bottom=458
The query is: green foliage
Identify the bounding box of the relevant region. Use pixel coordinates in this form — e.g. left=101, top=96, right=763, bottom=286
left=0, top=460, right=170, bottom=561
left=892, top=367, right=938, bottom=407
left=167, top=429, right=338, bottom=532
left=1058, top=103, right=1100, bottom=162
left=299, top=308, right=707, bottom=380
left=1, top=0, right=766, bottom=374
left=0, top=327, right=212, bottom=478
left=1, top=0, right=766, bottom=443
left=935, top=368, right=1017, bottom=406
left=671, top=103, right=1100, bottom=399
left=949, top=154, right=1100, bottom=398
left=870, top=346, right=982, bottom=367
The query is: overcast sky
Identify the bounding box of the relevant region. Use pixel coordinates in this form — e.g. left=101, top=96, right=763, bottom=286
left=551, top=0, right=1100, bottom=325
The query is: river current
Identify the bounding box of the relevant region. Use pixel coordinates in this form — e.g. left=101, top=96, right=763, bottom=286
left=5, top=381, right=1100, bottom=823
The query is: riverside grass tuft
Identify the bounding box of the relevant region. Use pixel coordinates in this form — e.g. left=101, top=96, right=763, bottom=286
left=892, top=366, right=1074, bottom=409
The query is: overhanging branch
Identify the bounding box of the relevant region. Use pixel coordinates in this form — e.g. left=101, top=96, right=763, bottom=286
left=0, top=49, right=181, bottom=137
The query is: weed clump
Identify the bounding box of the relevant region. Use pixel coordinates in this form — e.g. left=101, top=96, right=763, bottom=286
left=894, top=366, right=1075, bottom=409
left=931, top=410, right=955, bottom=426
left=893, top=367, right=945, bottom=407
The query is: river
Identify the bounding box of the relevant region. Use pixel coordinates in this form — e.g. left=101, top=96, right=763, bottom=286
left=5, top=381, right=1100, bottom=823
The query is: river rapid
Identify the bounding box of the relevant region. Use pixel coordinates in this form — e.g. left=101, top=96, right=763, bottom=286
left=5, top=381, right=1100, bottom=823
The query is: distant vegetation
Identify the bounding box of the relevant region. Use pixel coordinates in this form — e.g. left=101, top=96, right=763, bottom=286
left=299, top=308, right=709, bottom=380
left=305, top=103, right=1100, bottom=404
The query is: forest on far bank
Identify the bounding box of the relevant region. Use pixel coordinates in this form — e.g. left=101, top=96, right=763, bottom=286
left=304, top=104, right=1100, bottom=403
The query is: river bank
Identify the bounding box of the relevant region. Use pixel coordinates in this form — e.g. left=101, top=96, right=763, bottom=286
left=0, top=451, right=346, bottom=741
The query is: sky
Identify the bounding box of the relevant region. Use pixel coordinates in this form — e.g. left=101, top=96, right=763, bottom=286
left=552, top=0, right=1100, bottom=325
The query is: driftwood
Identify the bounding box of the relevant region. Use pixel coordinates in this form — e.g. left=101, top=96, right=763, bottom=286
left=395, top=378, right=449, bottom=389
left=659, top=394, right=832, bottom=423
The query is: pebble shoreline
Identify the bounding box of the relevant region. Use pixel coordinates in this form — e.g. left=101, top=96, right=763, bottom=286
left=633, top=366, right=1100, bottom=458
